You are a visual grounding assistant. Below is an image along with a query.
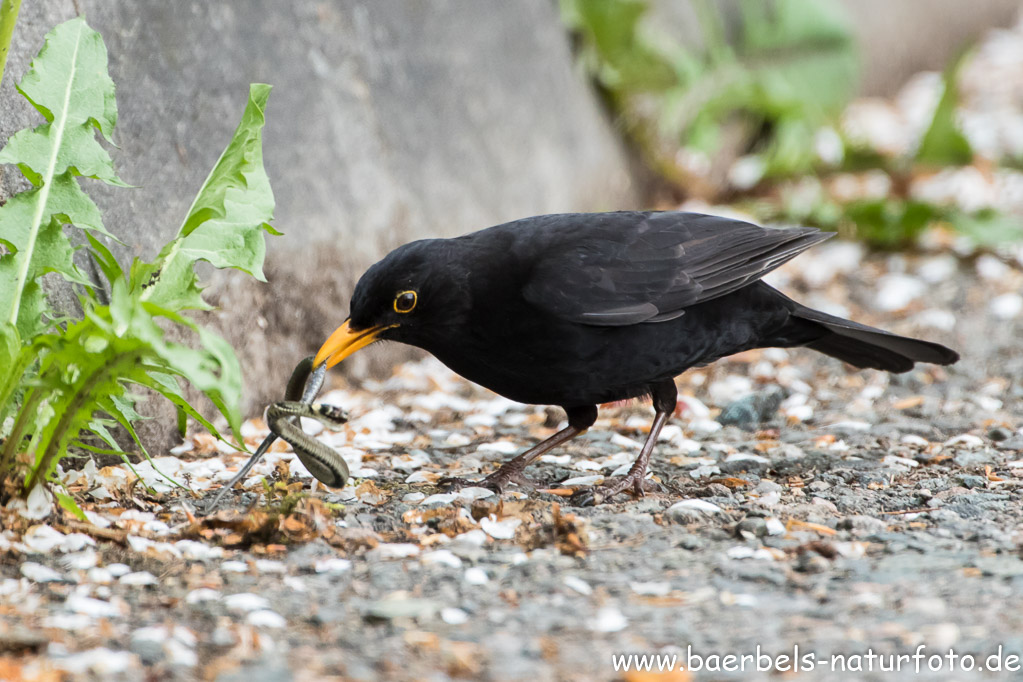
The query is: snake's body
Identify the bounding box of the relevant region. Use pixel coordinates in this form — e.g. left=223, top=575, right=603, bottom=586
left=205, top=356, right=349, bottom=512
left=265, top=400, right=349, bottom=487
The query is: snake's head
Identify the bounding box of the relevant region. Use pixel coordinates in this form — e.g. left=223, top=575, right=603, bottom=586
left=314, top=403, right=349, bottom=429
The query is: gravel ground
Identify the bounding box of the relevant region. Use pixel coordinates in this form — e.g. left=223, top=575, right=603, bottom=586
left=3, top=241, right=1023, bottom=682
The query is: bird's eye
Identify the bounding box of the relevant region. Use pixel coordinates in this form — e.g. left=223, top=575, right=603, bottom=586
left=393, top=290, right=417, bottom=314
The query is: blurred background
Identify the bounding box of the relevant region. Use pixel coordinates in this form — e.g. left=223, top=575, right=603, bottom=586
left=1, top=0, right=1020, bottom=444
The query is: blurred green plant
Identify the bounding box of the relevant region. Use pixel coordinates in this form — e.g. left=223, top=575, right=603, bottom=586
left=0, top=17, right=277, bottom=513
left=563, top=0, right=1022, bottom=249
left=561, top=0, right=859, bottom=192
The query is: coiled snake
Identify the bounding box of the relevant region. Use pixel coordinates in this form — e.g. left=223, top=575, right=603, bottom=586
left=204, top=356, right=349, bottom=512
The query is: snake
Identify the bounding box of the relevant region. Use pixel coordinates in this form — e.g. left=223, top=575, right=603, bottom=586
left=204, top=356, right=350, bottom=512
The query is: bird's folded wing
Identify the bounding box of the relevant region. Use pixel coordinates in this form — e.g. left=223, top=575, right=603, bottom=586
left=521, top=212, right=832, bottom=326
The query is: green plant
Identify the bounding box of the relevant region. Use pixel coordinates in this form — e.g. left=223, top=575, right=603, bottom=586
left=0, top=17, right=277, bottom=512
left=561, top=0, right=858, bottom=194
left=0, top=0, right=22, bottom=87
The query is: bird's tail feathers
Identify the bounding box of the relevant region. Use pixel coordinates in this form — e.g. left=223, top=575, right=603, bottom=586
left=793, top=305, right=959, bottom=373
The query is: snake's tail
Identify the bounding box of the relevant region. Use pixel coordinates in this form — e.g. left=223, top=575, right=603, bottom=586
left=204, top=432, right=280, bottom=512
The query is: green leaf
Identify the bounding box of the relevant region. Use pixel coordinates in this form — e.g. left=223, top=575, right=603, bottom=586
left=950, top=208, right=1023, bottom=246
left=844, top=199, right=938, bottom=248
left=0, top=16, right=121, bottom=332
left=54, top=488, right=87, bottom=520
left=139, top=84, right=276, bottom=310
left=12, top=16, right=117, bottom=142
left=561, top=0, right=676, bottom=92
left=916, top=51, right=973, bottom=166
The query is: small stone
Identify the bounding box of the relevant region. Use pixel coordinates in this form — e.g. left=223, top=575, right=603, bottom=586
left=480, top=516, right=521, bottom=540
left=464, top=567, right=489, bottom=585
left=314, top=558, right=352, bottom=574
left=365, top=597, right=439, bottom=621
left=421, top=550, right=462, bottom=569
left=998, top=436, right=1023, bottom=450
left=754, top=480, right=783, bottom=494
left=247, top=610, right=287, bottom=628
left=366, top=544, right=420, bottom=560
left=441, top=607, right=470, bottom=625
left=22, top=525, right=66, bottom=553
left=629, top=581, right=671, bottom=597
left=796, top=553, right=831, bottom=573
left=119, top=571, right=158, bottom=586
left=736, top=517, right=768, bottom=538
left=563, top=575, right=593, bottom=596
left=185, top=588, right=221, bottom=604
left=420, top=493, right=459, bottom=507
left=666, top=499, right=724, bottom=524
left=22, top=562, right=65, bottom=583
left=224, top=593, right=270, bottom=613
left=590, top=606, right=628, bottom=633
left=988, top=426, right=1013, bottom=442
left=957, top=475, right=988, bottom=489
left=837, top=515, right=887, bottom=535
left=954, top=450, right=995, bottom=468
left=718, top=387, right=786, bottom=428
left=945, top=434, right=984, bottom=449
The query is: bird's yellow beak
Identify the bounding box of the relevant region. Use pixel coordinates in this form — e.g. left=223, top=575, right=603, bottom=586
left=313, top=319, right=393, bottom=369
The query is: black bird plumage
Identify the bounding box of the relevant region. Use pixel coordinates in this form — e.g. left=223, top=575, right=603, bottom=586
left=315, top=211, right=959, bottom=504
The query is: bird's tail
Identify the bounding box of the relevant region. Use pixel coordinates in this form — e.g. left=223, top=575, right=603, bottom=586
left=791, top=305, right=959, bottom=373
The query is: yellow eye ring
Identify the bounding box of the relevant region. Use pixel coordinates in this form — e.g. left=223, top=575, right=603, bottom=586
left=394, top=290, right=417, bottom=313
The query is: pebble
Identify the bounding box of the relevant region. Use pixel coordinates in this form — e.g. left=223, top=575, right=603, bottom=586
left=629, top=581, right=671, bottom=597
left=689, top=418, right=723, bottom=436
left=66, top=594, right=122, bottom=619
left=590, top=606, right=628, bottom=633
left=718, top=387, right=786, bottom=428
left=987, top=426, right=1013, bottom=442
left=957, top=475, right=988, bottom=489
left=837, top=515, right=888, bottom=535
left=736, top=517, right=768, bottom=537
left=441, top=562, right=480, bottom=587
left=224, top=593, right=270, bottom=613
left=667, top=499, right=725, bottom=524
left=22, top=525, right=67, bottom=553
left=945, top=434, right=984, bottom=449
left=563, top=575, right=593, bottom=596
left=441, top=607, right=470, bottom=625
left=247, top=610, right=287, bottom=628
left=120, top=571, right=158, bottom=586
left=366, top=544, right=421, bottom=560
left=21, top=562, right=64, bottom=583
left=421, top=550, right=463, bottom=568
left=365, top=596, right=440, bottom=621
left=185, top=588, right=222, bottom=604
left=480, top=516, right=522, bottom=540
left=314, top=558, right=352, bottom=574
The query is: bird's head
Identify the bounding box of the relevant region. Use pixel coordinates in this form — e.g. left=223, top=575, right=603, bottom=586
left=313, top=239, right=470, bottom=369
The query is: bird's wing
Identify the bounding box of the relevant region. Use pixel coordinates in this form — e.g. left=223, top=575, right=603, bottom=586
left=521, top=212, right=832, bottom=326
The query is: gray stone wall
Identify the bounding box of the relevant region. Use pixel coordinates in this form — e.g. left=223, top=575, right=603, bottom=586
left=0, top=1, right=637, bottom=445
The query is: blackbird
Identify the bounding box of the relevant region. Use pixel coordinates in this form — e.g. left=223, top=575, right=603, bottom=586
left=313, top=211, right=958, bottom=505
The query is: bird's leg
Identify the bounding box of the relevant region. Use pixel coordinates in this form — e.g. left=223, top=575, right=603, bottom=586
left=441, top=405, right=597, bottom=493
left=572, top=380, right=677, bottom=506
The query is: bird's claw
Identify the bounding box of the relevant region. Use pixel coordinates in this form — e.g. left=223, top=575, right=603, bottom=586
left=569, top=475, right=662, bottom=507
left=439, top=468, right=537, bottom=494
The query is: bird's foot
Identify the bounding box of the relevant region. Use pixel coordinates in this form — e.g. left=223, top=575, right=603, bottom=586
left=569, top=474, right=662, bottom=507
left=439, top=467, right=538, bottom=494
